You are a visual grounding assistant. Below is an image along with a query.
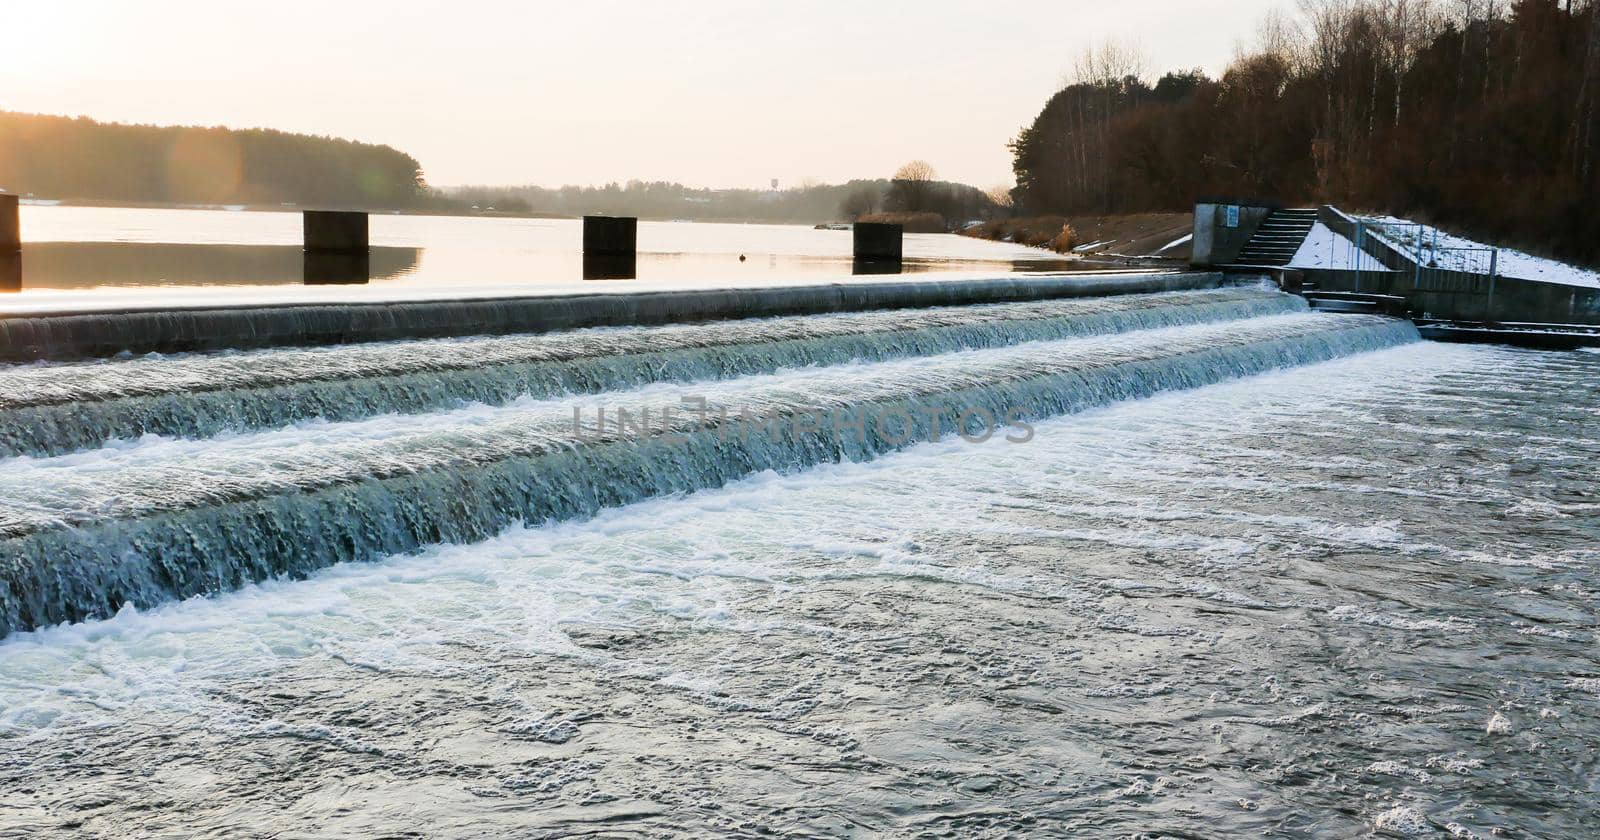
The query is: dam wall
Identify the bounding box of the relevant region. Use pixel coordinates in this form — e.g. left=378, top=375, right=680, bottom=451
left=0, top=271, right=1228, bottom=362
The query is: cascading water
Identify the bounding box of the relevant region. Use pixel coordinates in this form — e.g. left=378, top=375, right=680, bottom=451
left=0, top=288, right=1418, bottom=637
left=0, top=270, right=1224, bottom=361
left=0, top=288, right=1299, bottom=457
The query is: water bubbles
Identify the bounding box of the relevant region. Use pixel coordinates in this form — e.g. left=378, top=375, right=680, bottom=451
left=1374, top=805, right=1434, bottom=836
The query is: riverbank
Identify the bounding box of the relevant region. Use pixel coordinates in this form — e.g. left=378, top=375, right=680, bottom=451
left=961, top=212, right=1193, bottom=261
left=855, top=212, right=948, bottom=234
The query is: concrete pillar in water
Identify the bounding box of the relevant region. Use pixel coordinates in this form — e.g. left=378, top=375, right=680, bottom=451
left=1, top=194, right=19, bottom=254
left=582, top=216, right=637, bottom=280
left=303, top=210, right=368, bottom=253
left=852, top=222, right=902, bottom=274
left=583, top=216, right=636, bottom=256
left=302, top=210, right=369, bottom=284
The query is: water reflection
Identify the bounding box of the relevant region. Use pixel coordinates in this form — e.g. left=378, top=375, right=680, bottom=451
left=10, top=243, right=419, bottom=290
left=303, top=253, right=372, bottom=285
left=581, top=253, right=637, bottom=281
left=852, top=257, right=903, bottom=276
left=8, top=208, right=1120, bottom=300
left=0, top=255, right=18, bottom=293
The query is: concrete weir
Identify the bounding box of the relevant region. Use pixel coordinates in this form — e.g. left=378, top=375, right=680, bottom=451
left=0, top=271, right=1227, bottom=362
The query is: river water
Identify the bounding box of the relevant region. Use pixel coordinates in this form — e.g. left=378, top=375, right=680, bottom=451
left=2, top=206, right=1079, bottom=311
left=0, top=283, right=1597, bottom=837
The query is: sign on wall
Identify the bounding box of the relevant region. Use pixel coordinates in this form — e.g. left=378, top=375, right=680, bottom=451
left=1225, top=205, right=1241, bottom=228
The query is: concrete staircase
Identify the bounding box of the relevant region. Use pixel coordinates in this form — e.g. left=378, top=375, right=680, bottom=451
left=1232, top=208, right=1318, bottom=266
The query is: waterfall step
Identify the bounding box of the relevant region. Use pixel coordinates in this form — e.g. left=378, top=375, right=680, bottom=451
left=0, top=313, right=1420, bottom=637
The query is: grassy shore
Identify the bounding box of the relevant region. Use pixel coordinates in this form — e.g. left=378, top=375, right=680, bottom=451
left=959, top=217, right=1078, bottom=253
left=961, top=212, right=1192, bottom=260
left=855, top=212, right=947, bottom=234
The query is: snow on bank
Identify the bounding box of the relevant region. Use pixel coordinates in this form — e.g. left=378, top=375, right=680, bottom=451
left=1361, top=215, right=1600, bottom=289
left=1288, top=222, right=1387, bottom=271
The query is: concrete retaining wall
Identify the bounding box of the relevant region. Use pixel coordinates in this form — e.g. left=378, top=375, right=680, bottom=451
left=1305, top=205, right=1600, bottom=326
left=1192, top=202, right=1277, bottom=266
left=1304, top=267, right=1600, bottom=325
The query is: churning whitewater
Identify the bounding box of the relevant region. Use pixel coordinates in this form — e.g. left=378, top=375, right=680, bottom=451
left=0, top=287, right=1293, bottom=457
left=2, top=281, right=1598, bottom=837
left=0, top=289, right=1416, bottom=636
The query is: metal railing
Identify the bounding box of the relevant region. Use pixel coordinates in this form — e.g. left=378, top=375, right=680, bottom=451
left=1360, top=219, right=1504, bottom=321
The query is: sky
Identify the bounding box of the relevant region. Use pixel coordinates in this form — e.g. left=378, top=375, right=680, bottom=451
left=2, top=1, right=1282, bottom=190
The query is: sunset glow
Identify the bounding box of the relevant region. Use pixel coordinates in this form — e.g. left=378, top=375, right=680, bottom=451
left=3, top=0, right=1277, bottom=188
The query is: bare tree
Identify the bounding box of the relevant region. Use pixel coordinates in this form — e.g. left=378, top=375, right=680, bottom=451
left=1066, top=39, right=1148, bottom=211
left=1256, top=7, right=1305, bottom=68
left=893, top=160, right=937, bottom=183
left=1298, top=0, right=1359, bottom=185
left=1072, top=39, right=1147, bottom=87
left=1378, top=0, right=1443, bottom=134
left=1575, top=0, right=1600, bottom=179
left=890, top=160, right=938, bottom=213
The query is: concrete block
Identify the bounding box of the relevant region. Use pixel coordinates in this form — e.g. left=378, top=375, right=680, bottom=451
left=303, top=211, right=369, bottom=254
left=853, top=222, right=902, bottom=262
left=1, top=194, right=19, bottom=254
left=583, top=216, right=637, bottom=257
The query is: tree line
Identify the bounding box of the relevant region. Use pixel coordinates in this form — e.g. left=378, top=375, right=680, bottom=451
left=0, top=112, right=1010, bottom=227
left=450, top=173, right=1004, bottom=226
left=449, top=179, right=880, bottom=222
left=0, top=111, right=429, bottom=208
left=1010, top=0, right=1600, bottom=266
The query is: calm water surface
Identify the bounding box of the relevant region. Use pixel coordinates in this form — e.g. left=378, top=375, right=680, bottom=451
left=2, top=206, right=1086, bottom=311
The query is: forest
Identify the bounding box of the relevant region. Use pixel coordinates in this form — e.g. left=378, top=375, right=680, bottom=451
left=447, top=170, right=1003, bottom=227
left=1009, top=0, right=1600, bottom=266
left=0, top=107, right=1002, bottom=226
left=0, top=111, right=428, bottom=209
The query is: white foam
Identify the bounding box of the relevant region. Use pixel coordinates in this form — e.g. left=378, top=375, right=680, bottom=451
left=0, top=340, right=1477, bottom=739
left=1328, top=605, right=1474, bottom=632
left=1374, top=805, right=1434, bottom=835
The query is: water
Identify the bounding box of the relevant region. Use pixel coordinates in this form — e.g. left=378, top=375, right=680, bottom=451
left=1, top=283, right=1598, bottom=837
left=0, top=287, right=1293, bottom=457
left=3, top=206, right=1082, bottom=309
